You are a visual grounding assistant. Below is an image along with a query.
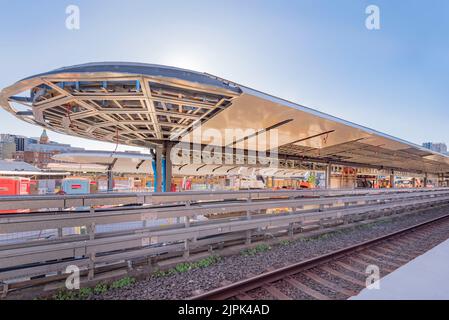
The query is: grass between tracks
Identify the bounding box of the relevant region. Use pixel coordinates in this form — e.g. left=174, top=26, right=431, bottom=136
left=153, top=254, right=222, bottom=277
left=51, top=276, right=136, bottom=300
left=240, top=243, right=272, bottom=256
left=50, top=255, right=223, bottom=299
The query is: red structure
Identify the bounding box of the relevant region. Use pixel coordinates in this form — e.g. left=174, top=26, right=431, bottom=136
left=0, top=177, right=31, bottom=196
left=0, top=177, right=31, bottom=213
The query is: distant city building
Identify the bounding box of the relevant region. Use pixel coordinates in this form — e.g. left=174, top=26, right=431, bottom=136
left=22, top=150, right=55, bottom=168
left=0, top=134, right=15, bottom=143
left=422, top=142, right=448, bottom=154
left=0, top=134, right=17, bottom=159
left=13, top=151, right=24, bottom=161
left=0, top=142, right=16, bottom=159
left=1, top=130, right=84, bottom=168
left=39, top=129, right=49, bottom=144
left=14, top=135, right=26, bottom=151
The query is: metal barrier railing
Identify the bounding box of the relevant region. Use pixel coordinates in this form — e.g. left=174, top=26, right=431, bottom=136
left=0, top=187, right=431, bottom=246
left=0, top=187, right=446, bottom=211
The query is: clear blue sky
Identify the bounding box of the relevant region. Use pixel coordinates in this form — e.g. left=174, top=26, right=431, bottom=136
left=1, top=0, right=448, bottom=152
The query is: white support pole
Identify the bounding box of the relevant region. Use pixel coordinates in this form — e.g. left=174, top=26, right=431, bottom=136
left=326, top=164, right=332, bottom=189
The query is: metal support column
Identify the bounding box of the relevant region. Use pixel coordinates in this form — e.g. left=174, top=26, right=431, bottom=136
left=107, top=165, right=114, bottom=192
left=424, top=173, right=428, bottom=188
left=106, top=158, right=118, bottom=192
left=325, top=164, right=332, bottom=189
left=165, top=142, right=173, bottom=192
left=389, top=171, right=395, bottom=188
left=151, top=157, right=156, bottom=191
left=155, top=146, right=163, bottom=192
left=440, top=174, right=445, bottom=187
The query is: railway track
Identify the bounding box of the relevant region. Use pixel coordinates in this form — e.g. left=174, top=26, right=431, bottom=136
left=189, top=213, right=449, bottom=300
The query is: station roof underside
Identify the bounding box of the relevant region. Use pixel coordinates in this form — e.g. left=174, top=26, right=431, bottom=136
left=1, top=62, right=449, bottom=175
left=51, top=151, right=153, bottom=174
left=50, top=151, right=312, bottom=177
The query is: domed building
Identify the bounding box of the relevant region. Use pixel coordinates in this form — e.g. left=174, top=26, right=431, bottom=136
left=39, top=129, right=49, bottom=144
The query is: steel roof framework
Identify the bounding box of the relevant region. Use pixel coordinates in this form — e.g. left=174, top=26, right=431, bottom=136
left=2, top=74, right=236, bottom=147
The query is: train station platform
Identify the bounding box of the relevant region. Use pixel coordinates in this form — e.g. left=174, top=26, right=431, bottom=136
left=351, top=238, right=449, bottom=300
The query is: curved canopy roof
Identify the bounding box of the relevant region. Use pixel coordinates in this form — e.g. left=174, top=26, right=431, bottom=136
left=21, top=62, right=241, bottom=93
left=1, top=62, right=449, bottom=175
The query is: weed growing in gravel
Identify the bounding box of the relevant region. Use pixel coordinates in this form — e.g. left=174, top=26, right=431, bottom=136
left=111, top=276, right=136, bottom=289
left=52, top=287, right=92, bottom=300
left=53, top=289, right=78, bottom=300
left=153, top=270, right=168, bottom=277
left=192, top=255, right=221, bottom=268
left=240, top=243, right=271, bottom=256
left=79, top=287, right=93, bottom=299
left=279, top=239, right=291, bottom=246
left=94, top=282, right=109, bottom=295
left=51, top=275, right=136, bottom=300
left=174, top=262, right=191, bottom=273
left=153, top=255, right=222, bottom=277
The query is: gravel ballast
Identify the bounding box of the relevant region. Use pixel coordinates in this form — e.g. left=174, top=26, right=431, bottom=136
left=92, top=205, right=449, bottom=300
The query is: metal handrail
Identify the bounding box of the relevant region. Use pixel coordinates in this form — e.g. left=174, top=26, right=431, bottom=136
left=2, top=189, right=448, bottom=234
left=0, top=187, right=445, bottom=211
